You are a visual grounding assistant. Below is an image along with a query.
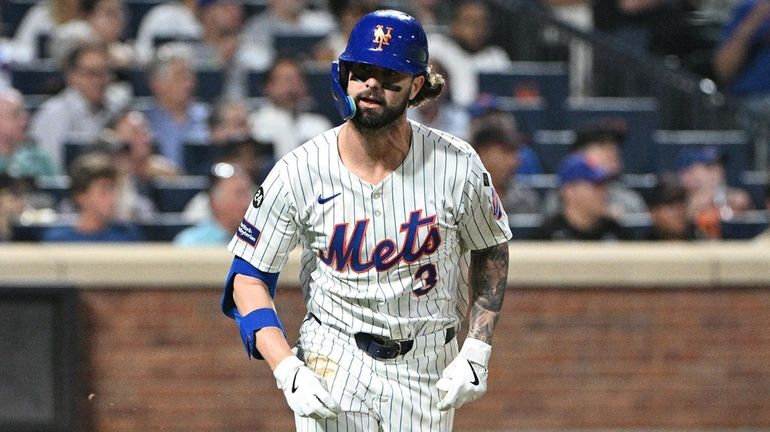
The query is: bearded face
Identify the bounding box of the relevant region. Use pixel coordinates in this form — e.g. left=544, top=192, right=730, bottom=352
left=347, top=63, right=418, bottom=130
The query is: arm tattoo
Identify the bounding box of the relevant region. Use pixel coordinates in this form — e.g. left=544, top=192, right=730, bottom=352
left=467, top=242, right=509, bottom=344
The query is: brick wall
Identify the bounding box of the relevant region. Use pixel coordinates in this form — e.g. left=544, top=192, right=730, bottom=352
left=79, top=287, right=770, bottom=432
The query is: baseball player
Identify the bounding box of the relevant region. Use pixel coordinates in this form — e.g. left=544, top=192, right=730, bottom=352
left=221, top=9, right=512, bottom=431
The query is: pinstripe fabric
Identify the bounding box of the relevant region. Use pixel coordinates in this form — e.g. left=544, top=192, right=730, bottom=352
left=227, top=120, right=511, bottom=431
left=295, top=314, right=458, bottom=431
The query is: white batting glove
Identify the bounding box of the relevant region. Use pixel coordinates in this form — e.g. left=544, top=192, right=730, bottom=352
left=273, top=355, right=341, bottom=419
left=436, top=338, right=491, bottom=411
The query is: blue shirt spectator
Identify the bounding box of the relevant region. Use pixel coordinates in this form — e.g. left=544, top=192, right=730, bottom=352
left=43, top=223, right=142, bottom=242
left=144, top=101, right=209, bottom=168
left=43, top=152, right=143, bottom=243
left=143, top=44, right=210, bottom=169
left=715, top=0, right=770, bottom=96
left=173, top=218, right=230, bottom=246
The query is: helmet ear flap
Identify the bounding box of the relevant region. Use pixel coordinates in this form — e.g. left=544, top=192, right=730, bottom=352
left=331, top=61, right=356, bottom=121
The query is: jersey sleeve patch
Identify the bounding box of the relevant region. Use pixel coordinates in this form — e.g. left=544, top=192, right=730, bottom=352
left=236, top=219, right=261, bottom=246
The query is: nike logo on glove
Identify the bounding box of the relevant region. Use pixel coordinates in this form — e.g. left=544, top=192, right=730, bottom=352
left=467, top=360, right=480, bottom=386
left=292, top=370, right=300, bottom=393
left=318, top=193, right=341, bottom=204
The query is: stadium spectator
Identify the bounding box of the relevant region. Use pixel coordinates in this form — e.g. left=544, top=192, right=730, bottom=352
left=42, top=152, right=143, bottom=242
left=533, top=153, right=630, bottom=240
left=397, top=0, right=452, bottom=29
left=313, top=0, right=374, bottom=62
left=469, top=93, right=544, bottom=176
left=111, top=110, right=179, bottom=180
left=249, top=58, right=331, bottom=158
left=0, top=174, right=26, bottom=241
left=591, top=0, right=696, bottom=95
left=542, top=121, right=648, bottom=219
left=0, top=88, right=55, bottom=179
left=143, top=44, right=209, bottom=170
left=191, top=0, right=274, bottom=99
left=470, top=120, right=540, bottom=215
left=572, top=122, right=647, bottom=217
left=182, top=137, right=273, bottom=222
left=428, top=1, right=513, bottom=106
left=713, top=0, right=770, bottom=128
left=408, top=59, right=470, bottom=140
left=12, top=0, right=82, bottom=62
left=134, top=0, right=201, bottom=64
left=643, top=172, right=700, bottom=240
left=677, top=146, right=753, bottom=239
left=110, top=110, right=178, bottom=220
left=29, top=42, right=129, bottom=174
left=209, top=100, right=252, bottom=145
left=174, top=162, right=253, bottom=246
left=51, top=0, right=136, bottom=69
left=242, top=0, right=335, bottom=54
left=591, top=0, right=694, bottom=58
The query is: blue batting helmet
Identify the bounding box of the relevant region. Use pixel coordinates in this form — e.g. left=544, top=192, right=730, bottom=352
left=331, top=10, right=429, bottom=120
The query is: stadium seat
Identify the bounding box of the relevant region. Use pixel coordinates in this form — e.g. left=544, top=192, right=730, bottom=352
left=508, top=213, right=543, bottom=241
left=652, top=130, right=750, bottom=186
left=563, top=97, right=661, bottom=174
left=243, top=0, right=268, bottom=18
left=128, top=66, right=223, bottom=103
left=1, top=0, right=36, bottom=38
left=246, top=70, right=267, bottom=97
left=274, top=33, right=324, bottom=61
left=740, top=171, right=767, bottom=209
left=478, top=62, right=569, bottom=121
left=304, top=65, right=339, bottom=125
left=517, top=173, right=557, bottom=199
left=530, top=130, right=574, bottom=174
left=490, top=97, right=551, bottom=135
left=620, top=213, right=653, bottom=240
left=137, top=213, right=194, bottom=242
left=64, top=142, right=102, bottom=171
left=10, top=63, right=62, bottom=95
left=720, top=211, right=769, bottom=240
left=149, top=176, right=208, bottom=213
left=183, top=142, right=222, bottom=176
left=35, top=176, right=71, bottom=206
left=124, top=0, right=162, bottom=39
left=621, top=173, right=658, bottom=196
left=11, top=216, right=77, bottom=242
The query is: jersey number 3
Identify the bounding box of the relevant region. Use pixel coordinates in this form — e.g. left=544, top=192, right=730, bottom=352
left=413, top=263, right=437, bottom=296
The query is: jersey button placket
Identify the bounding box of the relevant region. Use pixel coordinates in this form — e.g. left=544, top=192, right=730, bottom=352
left=372, top=189, right=383, bottom=218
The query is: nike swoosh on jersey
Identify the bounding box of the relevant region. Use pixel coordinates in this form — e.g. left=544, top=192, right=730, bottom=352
left=292, top=370, right=300, bottom=393
left=467, top=360, right=480, bottom=386
left=317, top=193, right=341, bottom=204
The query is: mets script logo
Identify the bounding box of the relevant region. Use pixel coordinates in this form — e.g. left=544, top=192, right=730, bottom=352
left=319, top=210, right=442, bottom=273
left=372, top=25, right=393, bottom=51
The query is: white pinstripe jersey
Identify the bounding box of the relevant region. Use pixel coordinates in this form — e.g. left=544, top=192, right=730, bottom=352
left=228, top=120, right=512, bottom=340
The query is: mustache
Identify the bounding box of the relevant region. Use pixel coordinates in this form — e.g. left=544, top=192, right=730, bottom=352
left=355, top=91, right=385, bottom=104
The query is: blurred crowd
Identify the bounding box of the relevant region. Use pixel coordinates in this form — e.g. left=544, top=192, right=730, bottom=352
left=0, top=0, right=768, bottom=244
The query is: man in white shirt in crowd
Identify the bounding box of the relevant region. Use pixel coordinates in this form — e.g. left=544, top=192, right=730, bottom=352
left=29, top=41, right=129, bottom=173
left=249, top=57, right=331, bottom=158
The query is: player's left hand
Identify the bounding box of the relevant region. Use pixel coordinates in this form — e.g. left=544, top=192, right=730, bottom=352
left=436, top=338, right=491, bottom=411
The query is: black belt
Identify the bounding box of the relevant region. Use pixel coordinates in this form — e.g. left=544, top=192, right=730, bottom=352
left=354, top=327, right=456, bottom=360
left=307, top=313, right=456, bottom=360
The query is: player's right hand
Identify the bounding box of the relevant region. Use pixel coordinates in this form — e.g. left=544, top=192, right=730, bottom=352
left=273, top=355, right=341, bottom=419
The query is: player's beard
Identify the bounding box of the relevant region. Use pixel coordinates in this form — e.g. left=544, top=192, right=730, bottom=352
left=351, top=90, right=410, bottom=130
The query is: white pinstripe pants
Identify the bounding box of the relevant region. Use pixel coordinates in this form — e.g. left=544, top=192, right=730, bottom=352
left=294, top=317, right=458, bottom=432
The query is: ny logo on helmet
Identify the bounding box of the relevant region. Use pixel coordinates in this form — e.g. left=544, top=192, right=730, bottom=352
left=372, top=25, right=393, bottom=51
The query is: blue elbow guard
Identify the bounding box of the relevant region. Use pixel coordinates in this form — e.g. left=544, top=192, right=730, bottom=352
left=221, top=256, right=279, bottom=318
left=237, top=308, right=285, bottom=359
